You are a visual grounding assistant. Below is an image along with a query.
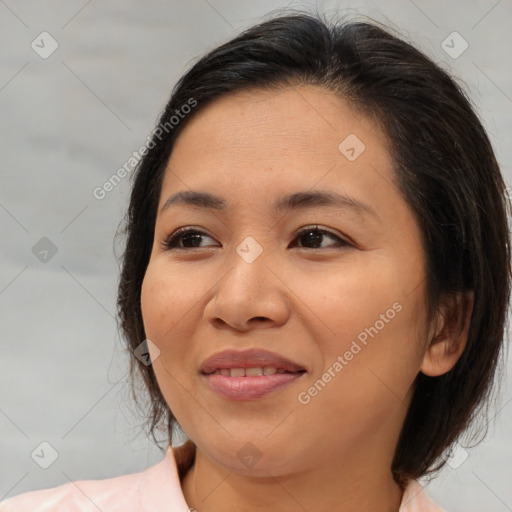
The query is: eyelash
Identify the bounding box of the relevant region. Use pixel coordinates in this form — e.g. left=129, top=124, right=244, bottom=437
left=161, top=225, right=352, bottom=251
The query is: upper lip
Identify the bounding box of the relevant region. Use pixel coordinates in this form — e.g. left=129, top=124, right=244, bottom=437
left=200, top=349, right=306, bottom=374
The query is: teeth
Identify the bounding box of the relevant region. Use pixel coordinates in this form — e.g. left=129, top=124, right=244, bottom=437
left=211, top=367, right=284, bottom=377
left=245, top=367, right=263, bottom=376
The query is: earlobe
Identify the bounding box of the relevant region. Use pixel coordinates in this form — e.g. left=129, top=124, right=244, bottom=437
left=420, top=290, right=474, bottom=377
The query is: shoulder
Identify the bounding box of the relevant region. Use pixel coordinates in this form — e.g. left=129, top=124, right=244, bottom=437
left=400, top=479, right=447, bottom=512
left=0, top=469, right=144, bottom=512
left=0, top=443, right=194, bottom=512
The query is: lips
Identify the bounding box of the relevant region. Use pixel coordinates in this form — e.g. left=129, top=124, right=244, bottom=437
left=200, top=348, right=306, bottom=375
left=200, top=348, right=307, bottom=401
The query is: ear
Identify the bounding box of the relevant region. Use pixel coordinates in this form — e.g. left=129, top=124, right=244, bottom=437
left=420, top=290, right=474, bottom=377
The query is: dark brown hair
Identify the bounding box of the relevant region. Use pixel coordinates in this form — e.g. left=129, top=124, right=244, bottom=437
left=116, top=10, right=511, bottom=484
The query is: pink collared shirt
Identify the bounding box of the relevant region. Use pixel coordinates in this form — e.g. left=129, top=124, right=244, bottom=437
left=0, top=442, right=446, bottom=511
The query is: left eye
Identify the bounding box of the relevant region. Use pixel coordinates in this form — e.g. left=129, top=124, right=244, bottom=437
left=291, top=226, right=349, bottom=249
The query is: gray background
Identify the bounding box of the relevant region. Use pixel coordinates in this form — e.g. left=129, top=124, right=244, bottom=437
left=1, top=0, right=511, bottom=510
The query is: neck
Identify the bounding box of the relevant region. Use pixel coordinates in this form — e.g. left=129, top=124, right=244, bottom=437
left=181, top=444, right=404, bottom=512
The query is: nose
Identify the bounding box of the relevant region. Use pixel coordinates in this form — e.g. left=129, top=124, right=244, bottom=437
left=203, top=242, right=291, bottom=333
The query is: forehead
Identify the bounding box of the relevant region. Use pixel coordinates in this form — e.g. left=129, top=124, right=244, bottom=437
left=171, top=85, right=389, bottom=161
left=160, top=85, right=398, bottom=217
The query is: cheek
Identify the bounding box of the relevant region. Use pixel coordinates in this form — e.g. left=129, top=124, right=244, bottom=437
left=317, top=264, right=403, bottom=342
left=140, top=260, right=211, bottom=370
left=311, top=265, right=426, bottom=402
left=140, top=262, right=196, bottom=415
left=140, top=265, right=167, bottom=340
left=141, top=261, right=194, bottom=336
left=140, top=262, right=187, bottom=366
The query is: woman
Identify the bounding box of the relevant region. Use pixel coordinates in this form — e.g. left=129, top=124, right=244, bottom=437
left=2, top=10, right=510, bottom=512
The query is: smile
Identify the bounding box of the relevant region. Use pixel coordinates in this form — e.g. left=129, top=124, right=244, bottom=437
left=202, top=371, right=306, bottom=400
left=208, top=367, right=293, bottom=376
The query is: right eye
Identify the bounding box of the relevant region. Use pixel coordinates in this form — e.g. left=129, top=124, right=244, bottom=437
left=161, top=228, right=220, bottom=250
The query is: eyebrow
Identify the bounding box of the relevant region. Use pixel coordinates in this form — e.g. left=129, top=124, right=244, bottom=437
left=160, top=189, right=380, bottom=221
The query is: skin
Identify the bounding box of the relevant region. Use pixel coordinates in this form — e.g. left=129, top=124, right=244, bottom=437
left=140, top=84, right=474, bottom=512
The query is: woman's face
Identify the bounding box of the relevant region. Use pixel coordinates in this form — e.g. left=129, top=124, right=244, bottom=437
left=141, top=85, right=431, bottom=476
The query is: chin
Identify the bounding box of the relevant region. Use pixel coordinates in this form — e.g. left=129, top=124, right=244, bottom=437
left=193, top=434, right=308, bottom=477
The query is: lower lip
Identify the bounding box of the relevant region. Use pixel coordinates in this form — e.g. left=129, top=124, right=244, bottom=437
left=202, top=372, right=304, bottom=401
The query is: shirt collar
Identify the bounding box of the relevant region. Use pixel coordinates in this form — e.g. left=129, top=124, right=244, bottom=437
left=140, top=440, right=196, bottom=512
